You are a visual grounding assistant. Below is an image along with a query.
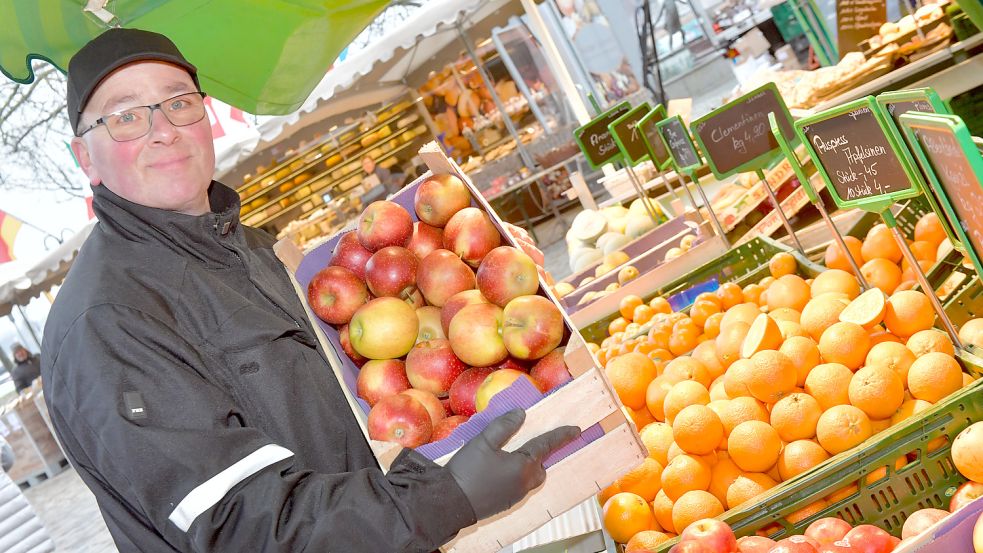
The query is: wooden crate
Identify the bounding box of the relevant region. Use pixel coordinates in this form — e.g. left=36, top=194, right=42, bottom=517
left=275, top=142, right=646, bottom=553
left=0, top=390, right=66, bottom=484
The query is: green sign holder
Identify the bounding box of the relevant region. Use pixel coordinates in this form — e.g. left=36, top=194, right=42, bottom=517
left=638, top=105, right=698, bottom=218
left=608, top=102, right=662, bottom=224
left=573, top=100, right=631, bottom=170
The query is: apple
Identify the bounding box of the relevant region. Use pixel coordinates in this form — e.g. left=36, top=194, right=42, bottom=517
left=402, top=287, right=426, bottom=309
left=356, top=359, right=411, bottom=406
left=816, top=542, right=855, bottom=553
left=737, top=536, right=778, bottom=552
left=407, top=221, right=444, bottom=260
left=448, top=367, right=496, bottom=416
left=502, top=295, right=565, bottom=360
left=339, top=323, right=368, bottom=367
left=357, top=200, right=413, bottom=251
left=805, top=518, right=853, bottom=545
left=365, top=246, right=419, bottom=298
left=307, top=265, right=369, bottom=325
left=842, top=525, right=894, bottom=553
left=443, top=207, right=502, bottom=267
left=440, top=398, right=453, bottom=417
left=432, top=415, right=469, bottom=442
left=414, top=173, right=472, bottom=227
left=950, top=481, right=983, bottom=512
left=530, top=348, right=572, bottom=392
left=417, top=249, right=476, bottom=307
left=679, top=519, right=737, bottom=552
left=476, top=246, right=539, bottom=307
left=491, top=357, right=532, bottom=373
left=400, top=389, right=446, bottom=430
left=901, top=508, right=949, bottom=539
left=669, top=541, right=714, bottom=552
left=367, top=393, right=432, bottom=447
left=330, top=231, right=373, bottom=279
left=441, top=289, right=488, bottom=336
left=348, top=297, right=419, bottom=359
left=474, top=369, right=538, bottom=413
left=405, top=339, right=468, bottom=397
left=416, top=306, right=446, bottom=344
left=448, top=303, right=508, bottom=367
left=770, top=536, right=820, bottom=552
left=973, top=510, right=983, bottom=553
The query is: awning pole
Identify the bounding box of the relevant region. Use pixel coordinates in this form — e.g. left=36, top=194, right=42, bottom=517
left=16, top=305, right=42, bottom=351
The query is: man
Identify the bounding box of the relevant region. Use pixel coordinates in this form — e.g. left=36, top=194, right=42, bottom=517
left=9, top=343, right=40, bottom=393
left=42, top=28, right=576, bottom=553
left=361, top=154, right=405, bottom=197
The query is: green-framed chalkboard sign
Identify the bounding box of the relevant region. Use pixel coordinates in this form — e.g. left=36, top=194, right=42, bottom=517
left=639, top=105, right=672, bottom=171
left=574, top=101, right=631, bottom=170
left=899, top=112, right=983, bottom=278
left=690, top=83, right=796, bottom=179
left=609, top=102, right=652, bottom=166
left=657, top=115, right=703, bottom=174
left=795, top=96, right=924, bottom=213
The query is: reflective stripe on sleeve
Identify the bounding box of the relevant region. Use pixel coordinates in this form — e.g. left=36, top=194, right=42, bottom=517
left=168, top=444, right=294, bottom=532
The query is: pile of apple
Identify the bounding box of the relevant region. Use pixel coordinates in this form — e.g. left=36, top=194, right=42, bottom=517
left=306, top=173, right=574, bottom=449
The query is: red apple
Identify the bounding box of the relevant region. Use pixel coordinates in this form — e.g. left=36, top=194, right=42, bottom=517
left=443, top=207, right=502, bottom=267
left=405, top=339, right=468, bottom=397
left=441, top=289, right=489, bottom=336
left=367, top=394, right=432, bottom=447
left=356, top=359, right=410, bottom=406
left=491, top=357, right=532, bottom=372
left=365, top=246, right=419, bottom=299
left=901, top=508, right=948, bottom=539
left=400, top=389, right=446, bottom=429
left=440, top=398, right=453, bottom=417
left=476, top=246, right=540, bottom=307
left=348, top=297, right=419, bottom=359
left=448, top=303, right=508, bottom=367
left=407, top=221, right=444, bottom=260
left=402, top=287, right=426, bottom=309
left=842, top=525, right=894, bottom=553
left=816, top=541, right=855, bottom=553
left=416, top=306, right=446, bottom=344
left=502, top=295, right=565, bottom=360
left=530, top=348, right=572, bottom=392
left=449, top=367, right=496, bottom=416
left=474, top=369, right=538, bottom=413
left=770, top=535, right=820, bottom=552
left=307, top=265, right=369, bottom=324
left=669, top=541, right=714, bottom=553
left=806, top=518, right=853, bottom=545
left=330, top=231, right=373, bottom=280
left=950, top=481, right=983, bottom=512
left=432, top=415, right=469, bottom=442
left=679, top=519, right=737, bottom=552
left=357, top=200, right=413, bottom=251
left=417, top=249, right=476, bottom=307
left=414, top=173, right=472, bottom=227
left=339, top=323, right=368, bottom=367
left=737, top=536, right=778, bottom=552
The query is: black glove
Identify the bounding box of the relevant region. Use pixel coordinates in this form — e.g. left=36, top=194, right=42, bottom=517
left=446, top=408, right=581, bottom=520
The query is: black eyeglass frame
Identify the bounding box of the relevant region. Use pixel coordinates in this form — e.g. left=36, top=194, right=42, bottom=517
left=76, top=91, right=208, bottom=141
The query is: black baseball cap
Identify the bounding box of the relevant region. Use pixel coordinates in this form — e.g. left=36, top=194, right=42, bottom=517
left=67, top=28, right=200, bottom=135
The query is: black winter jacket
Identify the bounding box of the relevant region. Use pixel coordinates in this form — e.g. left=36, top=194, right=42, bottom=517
left=41, top=183, right=476, bottom=552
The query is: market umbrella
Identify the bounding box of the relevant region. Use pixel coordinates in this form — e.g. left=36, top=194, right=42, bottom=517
left=0, top=0, right=389, bottom=114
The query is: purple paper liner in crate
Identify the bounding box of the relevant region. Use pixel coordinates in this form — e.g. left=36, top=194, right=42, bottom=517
left=901, top=496, right=983, bottom=552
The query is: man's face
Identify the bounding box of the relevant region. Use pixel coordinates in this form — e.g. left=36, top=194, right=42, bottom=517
left=71, top=61, right=215, bottom=216
left=361, top=157, right=376, bottom=174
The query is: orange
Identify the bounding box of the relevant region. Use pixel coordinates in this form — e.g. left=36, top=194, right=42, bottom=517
left=633, top=304, right=657, bottom=326
left=669, top=326, right=701, bottom=357
left=786, top=499, right=829, bottom=525
left=716, top=321, right=752, bottom=369
left=778, top=439, right=830, bottom=480
left=900, top=259, right=934, bottom=285
left=865, top=341, right=916, bottom=384
left=759, top=276, right=776, bottom=288
left=860, top=258, right=903, bottom=295
left=603, top=492, right=656, bottom=544
left=640, top=422, right=675, bottom=465
left=825, top=236, right=865, bottom=274
left=703, top=312, right=725, bottom=339
left=816, top=405, right=872, bottom=454
left=709, top=379, right=730, bottom=402
left=862, top=224, right=903, bottom=263
left=628, top=406, right=657, bottom=430
left=804, top=363, right=854, bottom=410
left=692, top=340, right=726, bottom=381
left=848, top=366, right=905, bottom=420
left=769, top=307, right=802, bottom=323
left=743, top=284, right=765, bottom=305
left=610, top=317, right=630, bottom=336
left=728, top=420, right=782, bottom=472
left=598, top=481, right=622, bottom=507
left=770, top=252, right=798, bottom=278
left=672, top=490, right=724, bottom=536
left=891, top=398, right=933, bottom=425
left=741, top=313, right=784, bottom=358
left=958, top=317, right=983, bottom=348
left=907, top=240, right=938, bottom=266
left=607, top=352, right=659, bottom=409
left=779, top=336, right=821, bottom=387
left=951, top=422, right=983, bottom=482
left=649, top=296, right=673, bottom=314
left=620, top=295, right=644, bottom=321
left=915, top=212, right=947, bottom=246
left=811, top=269, right=861, bottom=299
left=726, top=472, right=778, bottom=509
left=648, top=327, right=671, bottom=351
left=709, top=456, right=743, bottom=504
left=767, top=275, right=812, bottom=312
left=652, top=490, right=676, bottom=533
left=664, top=357, right=712, bottom=388
left=770, top=393, right=823, bottom=442
left=869, top=329, right=903, bottom=346
left=717, top=282, right=745, bottom=309
left=695, top=292, right=723, bottom=307
left=906, top=329, right=954, bottom=357
left=818, top=322, right=870, bottom=371
left=870, top=417, right=892, bottom=434
left=800, top=295, right=849, bottom=341
left=646, top=375, right=680, bottom=422
left=828, top=484, right=860, bottom=504
left=690, top=300, right=721, bottom=329
left=617, top=457, right=664, bottom=502
left=839, top=288, right=888, bottom=329
left=661, top=454, right=712, bottom=501
left=907, top=352, right=963, bottom=402
left=744, top=350, right=797, bottom=403
left=779, top=320, right=810, bottom=340
left=663, top=380, right=711, bottom=423
left=884, top=290, right=935, bottom=338
left=723, top=359, right=753, bottom=399
left=673, top=404, right=724, bottom=456
left=719, top=396, right=770, bottom=437
left=866, top=456, right=907, bottom=483
left=625, top=530, right=672, bottom=552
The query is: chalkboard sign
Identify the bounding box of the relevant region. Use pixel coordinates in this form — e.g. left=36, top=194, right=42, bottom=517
left=900, top=113, right=983, bottom=277
left=639, top=105, right=672, bottom=170
left=574, top=101, right=631, bottom=170
left=877, top=89, right=948, bottom=129
left=609, top=102, right=653, bottom=166
left=795, top=96, right=922, bottom=211
left=657, top=116, right=702, bottom=172
left=837, top=0, right=886, bottom=57
left=690, top=83, right=796, bottom=178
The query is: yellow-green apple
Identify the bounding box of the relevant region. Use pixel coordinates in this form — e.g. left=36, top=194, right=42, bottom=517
left=441, top=289, right=488, bottom=336
left=402, top=287, right=426, bottom=309
left=443, top=207, right=501, bottom=267
left=432, top=415, right=469, bottom=441
left=405, top=339, right=468, bottom=397
left=349, top=297, right=419, bottom=359
left=307, top=265, right=369, bottom=325
left=448, top=367, right=495, bottom=416
left=448, top=303, right=508, bottom=367
left=407, top=221, right=444, bottom=259
left=414, top=173, right=472, bottom=227
left=416, top=306, right=445, bottom=344
left=365, top=246, right=419, bottom=298
left=367, top=394, right=432, bottom=447
left=805, top=518, right=852, bottom=545
left=502, top=295, right=564, bottom=360
left=951, top=481, right=983, bottom=512
left=476, top=246, right=539, bottom=307
left=530, top=347, right=572, bottom=392
left=400, top=389, right=446, bottom=429
left=356, top=359, right=410, bottom=406
left=736, top=536, right=777, bottom=552
left=357, top=200, right=413, bottom=251
left=330, top=231, right=373, bottom=280
left=680, top=519, right=737, bottom=552
left=339, top=324, right=368, bottom=366
left=474, top=369, right=538, bottom=412
left=418, top=249, right=476, bottom=306
left=902, top=508, right=949, bottom=539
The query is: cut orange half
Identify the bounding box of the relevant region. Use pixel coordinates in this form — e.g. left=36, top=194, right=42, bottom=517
left=741, top=313, right=784, bottom=359
left=839, top=288, right=888, bottom=329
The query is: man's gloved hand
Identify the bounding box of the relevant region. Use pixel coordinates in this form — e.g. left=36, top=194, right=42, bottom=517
left=446, top=409, right=581, bottom=520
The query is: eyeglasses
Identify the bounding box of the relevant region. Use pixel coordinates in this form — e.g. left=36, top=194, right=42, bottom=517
left=78, top=91, right=208, bottom=142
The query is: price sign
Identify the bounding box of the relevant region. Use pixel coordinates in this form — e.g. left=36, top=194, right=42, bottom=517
left=657, top=115, right=702, bottom=173
left=690, top=83, right=796, bottom=178
left=837, top=0, right=886, bottom=57
left=795, top=96, right=922, bottom=212
left=639, top=105, right=672, bottom=170
left=609, top=103, right=653, bottom=166
left=574, top=101, right=631, bottom=170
